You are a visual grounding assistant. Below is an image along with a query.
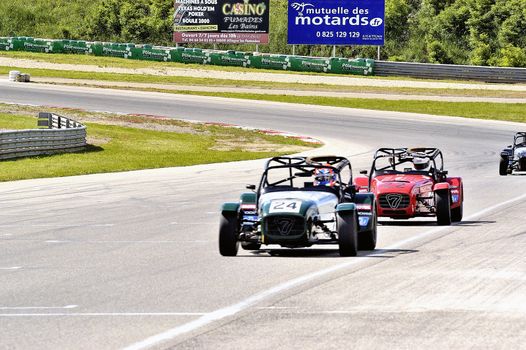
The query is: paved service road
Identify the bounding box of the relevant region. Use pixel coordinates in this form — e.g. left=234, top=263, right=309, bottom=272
left=0, top=80, right=525, bottom=349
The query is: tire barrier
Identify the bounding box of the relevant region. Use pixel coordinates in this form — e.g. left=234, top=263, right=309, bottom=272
left=0, top=36, right=375, bottom=77
left=2, top=36, right=525, bottom=81
left=0, top=112, right=87, bottom=160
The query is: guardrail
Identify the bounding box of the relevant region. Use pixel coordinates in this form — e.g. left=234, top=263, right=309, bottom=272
left=0, top=112, right=87, bottom=160
left=374, top=61, right=526, bottom=83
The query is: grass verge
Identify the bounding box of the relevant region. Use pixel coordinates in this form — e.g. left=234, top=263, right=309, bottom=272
left=0, top=50, right=514, bottom=86
left=0, top=105, right=318, bottom=182
left=160, top=91, right=526, bottom=123
left=2, top=66, right=525, bottom=99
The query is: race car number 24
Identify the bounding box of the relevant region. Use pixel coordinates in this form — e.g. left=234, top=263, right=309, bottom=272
left=269, top=200, right=302, bottom=213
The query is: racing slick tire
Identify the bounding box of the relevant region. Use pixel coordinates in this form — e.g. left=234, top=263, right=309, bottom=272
left=219, top=213, right=239, bottom=256
left=499, top=158, right=508, bottom=176
left=436, top=190, right=452, bottom=226
left=337, top=211, right=358, bottom=257
left=358, top=206, right=377, bottom=250
left=451, top=189, right=463, bottom=223
left=241, top=242, right=261, bottom=251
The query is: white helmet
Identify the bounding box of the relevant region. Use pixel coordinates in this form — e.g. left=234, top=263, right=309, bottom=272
left=413, top=157, right=429, bottom=170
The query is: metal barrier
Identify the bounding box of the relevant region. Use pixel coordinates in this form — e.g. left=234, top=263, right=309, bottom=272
left=374, top=61, right=526, bottom=83
left=0, top=112, right=87, bottom=160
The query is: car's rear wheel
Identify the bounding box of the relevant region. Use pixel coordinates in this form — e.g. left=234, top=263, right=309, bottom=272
left=451, top=187, right=463, bottom=223
left=499, top=158, right=508, bottom=176
left=337, top=211, right=358, bottom=257
left=358, top=206, right=377, bottom=250
left=436, top=190, right=452, bottom=226
left=241, top=242, right=261, bottom=251
left=219, top=213, right=239, bottom=256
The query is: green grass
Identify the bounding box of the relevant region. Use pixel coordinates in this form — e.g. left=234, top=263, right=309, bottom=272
left=0, top=50, right=505, bottom=85
left=0, top=110, right=317, bottom=182
left=2, top=65, right=525, bottom=99
left=159, top=91, right=526, bottom=123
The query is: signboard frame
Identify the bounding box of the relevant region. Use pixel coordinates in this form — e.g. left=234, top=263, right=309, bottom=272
left=287, top=0, right=385, bottom=46
left=173, top=0, right=270, bottom=44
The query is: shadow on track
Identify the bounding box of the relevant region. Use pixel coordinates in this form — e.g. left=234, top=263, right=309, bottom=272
left=378, top=220, right=495, bottom=227
left=238, top=248, right=418, bottom=258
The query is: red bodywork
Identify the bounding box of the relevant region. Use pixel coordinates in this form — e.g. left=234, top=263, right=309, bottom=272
left=355, top=174, right=463, bottom=219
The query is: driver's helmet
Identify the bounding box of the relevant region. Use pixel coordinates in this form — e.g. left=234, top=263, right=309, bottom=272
left=314, top=166, right=336, bottom=187
left=413, top=157, right=430, bottom=171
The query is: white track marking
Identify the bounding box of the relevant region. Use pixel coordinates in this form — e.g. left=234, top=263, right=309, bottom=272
left=0, top=305, right=77, bottom=310
left=0, top=267, right=22, bottom=270
left=123, top=191, right=526, bottom=350
left=0, top=224, right=114, bottom=228
left=0, top=312, right=206, bottom=317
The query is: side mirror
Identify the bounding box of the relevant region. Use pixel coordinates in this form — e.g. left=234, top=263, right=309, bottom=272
left=246, top=184, right=256, bottom=191
left=359, top=170, right=368, bottom=175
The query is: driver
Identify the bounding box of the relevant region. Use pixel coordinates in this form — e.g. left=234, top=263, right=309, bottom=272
left=314, top=166, right=336, bottom=187
left=413, top=157, right=430, bottom=171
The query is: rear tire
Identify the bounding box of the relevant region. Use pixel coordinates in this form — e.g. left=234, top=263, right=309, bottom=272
left=436, top=190, right=452, bottom=226
left=219, top=213, right=239, bottom=256
left=499, top=158, right=508, bottom=176
left=241, top=242, right=261, bottom=251
left=358, top=206, right=377, bottom=250
left=337, top=211, right=358, bottom=257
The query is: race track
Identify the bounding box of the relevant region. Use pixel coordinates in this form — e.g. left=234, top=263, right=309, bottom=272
left=1, top=80, right=525, bottom=349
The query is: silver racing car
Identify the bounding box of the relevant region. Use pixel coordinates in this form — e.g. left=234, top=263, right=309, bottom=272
left=500, top=132, right=526, bottom=175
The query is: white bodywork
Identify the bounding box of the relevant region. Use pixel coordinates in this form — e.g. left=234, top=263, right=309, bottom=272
left=515, top=146, right=526, bottom=160
left=259, top=191, right=338, bottom=224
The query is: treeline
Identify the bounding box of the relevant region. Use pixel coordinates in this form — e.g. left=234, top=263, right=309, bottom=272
left=0, top=0, right=525, bottom=67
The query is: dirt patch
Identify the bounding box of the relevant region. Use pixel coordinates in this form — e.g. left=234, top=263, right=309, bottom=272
left=87, top=136, right=111, bottom=146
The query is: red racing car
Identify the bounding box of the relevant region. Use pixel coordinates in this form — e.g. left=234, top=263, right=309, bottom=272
left=355, top=148, right=463, bottom=225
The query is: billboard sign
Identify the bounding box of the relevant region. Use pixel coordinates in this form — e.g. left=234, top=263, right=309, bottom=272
left=173, top=0, right=270, bottom=44
left=288, top=0, right=385, bottom=45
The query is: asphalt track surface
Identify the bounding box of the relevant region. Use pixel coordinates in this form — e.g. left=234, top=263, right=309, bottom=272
left=1, top=80, right=526, bottom=349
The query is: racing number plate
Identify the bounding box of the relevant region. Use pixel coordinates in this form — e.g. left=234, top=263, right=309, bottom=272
left=269, top=200, right=302, bottom=213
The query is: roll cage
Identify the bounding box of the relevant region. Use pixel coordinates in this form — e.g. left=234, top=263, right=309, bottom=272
left=367, top=148, right=447, bottom=187
left=256, top=156, right=353, bottom=200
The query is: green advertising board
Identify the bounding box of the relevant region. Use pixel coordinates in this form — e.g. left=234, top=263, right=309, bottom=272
left=0, top=37, right=9, bottom=51
left=206, top=51, right=251, bottom=67
left=22, top=38, right=64, bottom=53
left=287, top=56, right=331, bottom=73
left=178, top=48, right=208, bottom=65
left=248, top=54, right=290, bottom=70
left=330, top=57, right=375, bottom=75
left=62, top=40, right=90, bottom=54
left=100, top=43, right=135, bottom=59
left=132, top=45, right=173, bottom=62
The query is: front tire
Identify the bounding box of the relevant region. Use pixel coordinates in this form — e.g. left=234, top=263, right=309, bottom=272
left=358, top=206, right=377, bottom=250
left=436, top=190, right=452, bottom=226
left=219, top=213, right=239, bottom=256
left=337, top=211, right=358, bottom=257
left=499, top=158, right=508, bottom=176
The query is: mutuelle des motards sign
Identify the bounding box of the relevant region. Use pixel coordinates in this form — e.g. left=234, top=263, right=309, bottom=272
left=288, top=0, right=385, bottom=45
left=173, top=0, right=269, bottom=44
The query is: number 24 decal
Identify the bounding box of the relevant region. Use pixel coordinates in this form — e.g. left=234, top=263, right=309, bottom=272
left=269, top=200, right=301, bottom=213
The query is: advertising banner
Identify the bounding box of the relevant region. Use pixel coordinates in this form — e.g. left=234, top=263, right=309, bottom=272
left=173, top=0, right=270, bottom=44
left=288, top=0, right=385, bottom=45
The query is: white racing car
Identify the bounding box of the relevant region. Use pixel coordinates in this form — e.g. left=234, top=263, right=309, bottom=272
left=500, top=132, right=526, bottom=175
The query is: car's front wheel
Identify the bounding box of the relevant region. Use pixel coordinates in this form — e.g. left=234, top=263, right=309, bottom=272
left=219, top=213, right=239, bottom=256
left=358, top=206, right=377, bottom=250
left=337, top=211, right=358, bottom=257
left=499, top=158, right=508, bottom=176
left=436, top=190, right=452, bottom=226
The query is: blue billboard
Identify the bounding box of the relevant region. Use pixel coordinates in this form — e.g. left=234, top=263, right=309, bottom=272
left=288, top=0, right=385, bottom=45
